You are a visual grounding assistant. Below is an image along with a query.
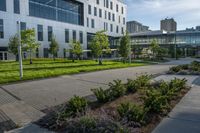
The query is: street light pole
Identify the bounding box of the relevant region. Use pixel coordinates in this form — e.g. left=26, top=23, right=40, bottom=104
left=17, top=21, right=23, bottom=79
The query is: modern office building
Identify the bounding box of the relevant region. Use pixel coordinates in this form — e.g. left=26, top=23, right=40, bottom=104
left=127, top=20, right=150, bottom=33
left=160, top=18, right=177, bottom=32
left=128, top=29, right=200, bottom=57
left=0, top=0, right=126, bottom=60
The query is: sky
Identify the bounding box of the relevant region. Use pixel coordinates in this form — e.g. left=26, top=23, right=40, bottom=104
left=125, top=0, right=200, bottom=30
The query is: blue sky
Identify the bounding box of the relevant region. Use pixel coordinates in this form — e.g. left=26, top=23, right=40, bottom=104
left=125, top=0, right=200, bottom=30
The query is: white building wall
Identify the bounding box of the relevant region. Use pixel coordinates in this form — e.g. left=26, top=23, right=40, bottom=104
left=0, top=0, right=126, bottom=60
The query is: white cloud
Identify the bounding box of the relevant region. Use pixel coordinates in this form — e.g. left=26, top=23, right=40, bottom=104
left=126, top=0, right=200, bottom=30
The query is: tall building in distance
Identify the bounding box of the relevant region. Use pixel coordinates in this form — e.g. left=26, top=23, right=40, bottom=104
left=127, top=20, right=150, bottom=33
left=160, top=18, right=177, bottom=32
left=0, top=0, right=126, bottom=60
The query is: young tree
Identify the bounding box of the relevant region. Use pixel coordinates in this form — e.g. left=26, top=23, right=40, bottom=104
left=21, top=29, right=40, bottom=64
left=118, top=32, right=131, bottom=63
left=49, top=36, right=59, bottom=61
left=8, top=34, right=20, bottom=61
left=90, top=31, right=110, bottom=65
left=150, top=39, right=160, bottom=59
left=69, top=41, right=83, bottom=62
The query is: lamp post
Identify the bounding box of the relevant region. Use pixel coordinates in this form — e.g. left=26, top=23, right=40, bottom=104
left=17, top=21, right=23, bottom=79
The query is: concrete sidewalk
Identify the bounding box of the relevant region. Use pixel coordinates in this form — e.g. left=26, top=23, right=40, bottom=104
left=153, top=76, right=200, bottom=133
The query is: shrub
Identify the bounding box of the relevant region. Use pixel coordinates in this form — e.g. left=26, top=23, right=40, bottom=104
left=158, top=81, right=175, bottom=100
left=135, top=75, right=151, bottom=88
left=143, top=89, right=168, bottom=113
left=91, top=88, right=110, bottom=103
left=109, top=79, right=126, bottom=99
left=65, top=116, right=129, bottom=133
left=126, top=79, right=137, bottom=93
left=169, top=78, right=187, bottom=92
left=67, top=95, right=88, bottom=116
left=117, top=102, right=146, bottom=124
left=79, top=116, right=96, bottom=129
left=169, top=66, right=182, bottom=73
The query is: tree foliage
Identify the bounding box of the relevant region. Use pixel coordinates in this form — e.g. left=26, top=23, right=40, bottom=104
left=21, top=29, right=40, bottom=64
left=150, top=39, right=160, bottom=58
left=119, top=32, right=130, bottom=63
left=69, top=41, right=83, bottom=62
left=90, top=31, right=110, bottom=65
left=8, top=34, right=19, bottom=61
left=49, top=36, right=59, bottom=61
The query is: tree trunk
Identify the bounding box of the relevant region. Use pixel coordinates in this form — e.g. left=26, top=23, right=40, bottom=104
left=53, top=55, right=55, bottom=61
left=30, top=50, right=32, bottom=64
left=98, top=55, right=102, bottom=65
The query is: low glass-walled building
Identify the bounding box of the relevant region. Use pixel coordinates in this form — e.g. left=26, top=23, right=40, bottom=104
left=129, top=30, right=200, bottom=57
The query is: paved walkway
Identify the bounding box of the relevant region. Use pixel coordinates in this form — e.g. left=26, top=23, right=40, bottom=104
left=153, top=75, right=200, bottom=133
left=0, top=58, right=198, bottom=132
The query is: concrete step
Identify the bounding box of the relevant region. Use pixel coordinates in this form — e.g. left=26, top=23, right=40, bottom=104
left=0, top=101, right=45, bottom=127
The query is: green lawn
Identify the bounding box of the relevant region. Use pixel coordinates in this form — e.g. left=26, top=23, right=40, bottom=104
left=0, top=58, right=150, bottom=84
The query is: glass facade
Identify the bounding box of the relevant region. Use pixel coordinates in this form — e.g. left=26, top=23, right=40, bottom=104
left=0, top=0, right=6, bottom=11
left=29, top=0, right=84, bottom=26
left=37, top=25, right=43, bottom=41
left=14, top=0, right=20, bottom=14
left=0, top=19, right=4, bottom=38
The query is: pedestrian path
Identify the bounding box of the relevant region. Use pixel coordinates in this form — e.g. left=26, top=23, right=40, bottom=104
left=153, top=75, right=200, bottom=133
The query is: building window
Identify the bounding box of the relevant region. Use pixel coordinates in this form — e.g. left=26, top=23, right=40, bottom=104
left=104, top=22, right=108, bottom=31
left=96, top=0, right=99, bottom=4
left=94, top=7, right=97, bottom=16
left=14, top=0, right=20, bottom=14
left=110, top=24, right=113, bottom=32
left=121, top=7, right=124, bottom=14
left=37, top=25, right=43, bottom=41
left=0, top=19, right=4, bottom=38
left=110, top=1, right=113, bottom=10
left=108, top=12, right=111, bottom=20
left=43, top=48, right=49, bottom=58
left=116, top=4, right=118, bottom=12
left=65, top=29, right=69, bottom=43
left=119, top=16, right=121, bottom=23
left=79, top=31, right=83, bottom=44
left=73, top=30, right=76, bottom=42
left=116, top=26, right=119, bottom=33
left=48, top=26, right=53, bottom=41
left=106, top=0, right=109, bottom=8
left=87, top=18, right=89, bottom=27
left=112, top=14, right=115, bottom=21
left=121, top=27, right=124, bottom=34
left=105, top=11, right=107, bottom=19
left=104, top=0, right=105, bottom=7
left=88, top=5, right=91, bottom=15
left=91, top=19, right=95, bottom=28
left=99, top=9, right=102, bottom=18
left=123, top=17, right=126, bottom=25
left=20, top=22, right=26, bottom=31
left=29, top=0, right=84, bottom=26
left=0, top=0, right=6, bottom=11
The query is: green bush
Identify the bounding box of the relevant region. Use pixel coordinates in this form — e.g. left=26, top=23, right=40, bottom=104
left=117, top=102, right=146, bottom=124
left=67, top=95, right=88, bottom=116
left=79, top=116, right=97, bottom=129
left=109, top=79, right=126, bottom=99
left=169, top=66, right=182, bottom=73
left=169, top=78, right=187, bottom=92
left=91, top=88, right=110, bottom=103
left=159, top=81, right=175, bottom=100
left=143, top=89, right=168, bottom=113
left=126, top=79, right=137, bottom=93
